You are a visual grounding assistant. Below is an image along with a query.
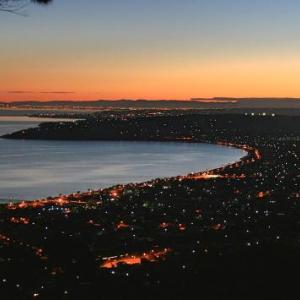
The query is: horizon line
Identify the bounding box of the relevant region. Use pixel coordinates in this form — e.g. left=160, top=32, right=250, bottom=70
left=2, top=97, right=300, bottom=103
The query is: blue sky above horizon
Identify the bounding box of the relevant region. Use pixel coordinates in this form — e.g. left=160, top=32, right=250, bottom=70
left=1, top=0, right=300, bottom=101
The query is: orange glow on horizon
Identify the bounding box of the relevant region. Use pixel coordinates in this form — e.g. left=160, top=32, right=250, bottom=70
left=2, top=55, right=300, bottom=102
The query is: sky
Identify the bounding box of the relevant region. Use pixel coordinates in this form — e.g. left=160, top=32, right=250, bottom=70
left=1, top=0, right=300, bottom=101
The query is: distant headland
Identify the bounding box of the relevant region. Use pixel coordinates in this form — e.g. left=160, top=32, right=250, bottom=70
left=1, top=98, right=300, bottom=110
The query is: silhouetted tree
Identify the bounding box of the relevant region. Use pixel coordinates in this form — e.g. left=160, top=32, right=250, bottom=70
left=0, top=0, right=52, bottom=14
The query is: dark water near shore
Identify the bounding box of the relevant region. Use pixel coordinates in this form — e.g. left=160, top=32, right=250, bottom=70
left=0, top=116, right=246, bottom=201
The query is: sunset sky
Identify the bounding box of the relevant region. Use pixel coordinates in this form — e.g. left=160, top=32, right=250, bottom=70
left=1, top=0, right=300, bottom=101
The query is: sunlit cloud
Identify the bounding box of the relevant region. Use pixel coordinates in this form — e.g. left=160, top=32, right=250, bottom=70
left=7, top=91, right=75, bottom=94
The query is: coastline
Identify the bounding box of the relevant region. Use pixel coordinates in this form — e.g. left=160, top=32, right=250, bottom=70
left=1, top=137, right=254, bottom=207
left=0, top=134, right=247, bottom=203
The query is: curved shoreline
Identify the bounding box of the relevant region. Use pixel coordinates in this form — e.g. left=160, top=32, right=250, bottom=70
left=3, top=137, right=258, bottom=208
left=0, top=116, right=250, bottom=203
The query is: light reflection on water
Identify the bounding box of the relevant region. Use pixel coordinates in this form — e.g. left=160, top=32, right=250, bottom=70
left=0, top=117, right=246, bottom=201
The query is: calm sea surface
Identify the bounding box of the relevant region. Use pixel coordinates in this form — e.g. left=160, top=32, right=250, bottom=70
left=0, top=116, right=246, bottom=201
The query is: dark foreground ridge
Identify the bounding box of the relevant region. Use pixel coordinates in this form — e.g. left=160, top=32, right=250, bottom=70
left=1, top=112, right=300, bottom=299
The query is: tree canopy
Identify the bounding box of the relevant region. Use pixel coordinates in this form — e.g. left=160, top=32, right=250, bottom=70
left=0, top=0, right=52, bottom=13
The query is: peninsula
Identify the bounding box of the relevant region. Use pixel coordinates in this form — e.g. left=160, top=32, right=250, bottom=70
left=1, top=111, right=299, bottom=299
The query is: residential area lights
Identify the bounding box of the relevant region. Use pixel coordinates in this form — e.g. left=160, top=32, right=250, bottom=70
left=0, top=111, right=299, bottom=298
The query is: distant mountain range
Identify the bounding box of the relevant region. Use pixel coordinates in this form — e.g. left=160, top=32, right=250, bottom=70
left=1, top=98, right=300, bottom=109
